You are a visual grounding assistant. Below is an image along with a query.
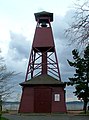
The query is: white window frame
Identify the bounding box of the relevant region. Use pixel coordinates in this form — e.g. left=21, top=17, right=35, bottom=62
left=54, top=94, right=60, bottom=101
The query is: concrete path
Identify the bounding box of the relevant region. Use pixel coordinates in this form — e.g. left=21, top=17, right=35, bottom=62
left=3, top=114, right=89, bottom=120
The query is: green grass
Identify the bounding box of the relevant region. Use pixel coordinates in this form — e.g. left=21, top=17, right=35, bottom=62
left=80, top=111, right=89, bottom=115
left=0, top=117, right=9, bottom=120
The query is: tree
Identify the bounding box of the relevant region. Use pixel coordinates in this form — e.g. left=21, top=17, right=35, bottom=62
left=66, top=1, right=89, bottom=46
left=67, top=45, right=89, bottom=114
left=0, top=51, right=16, bottom=118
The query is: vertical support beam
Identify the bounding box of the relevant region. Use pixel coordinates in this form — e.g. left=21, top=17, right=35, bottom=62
left=54, top=47, right=61, bottom=81
left=31, top=51, right=36, bottom=78
left=31, top=50, right=33, bottom=78
left=42, top=52, right=47, bottom=74
left=25, top=49, right=33, bottom=81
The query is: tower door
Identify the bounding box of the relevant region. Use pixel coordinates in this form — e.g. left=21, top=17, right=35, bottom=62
left=34, top=88, right=52, bottom=113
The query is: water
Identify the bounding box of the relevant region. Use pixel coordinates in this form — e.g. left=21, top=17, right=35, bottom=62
left=2, top=102, right=19, bottom=111
left=2, top=101, right=89, bottom=111
left=66, top=102, right=83, bottom=110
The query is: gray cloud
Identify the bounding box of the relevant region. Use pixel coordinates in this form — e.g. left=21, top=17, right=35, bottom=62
left=8, top=31, right=31, bottom=60
left=53, top=16, right=67, bottom=40
left=53, top=9, right=76, bottom=41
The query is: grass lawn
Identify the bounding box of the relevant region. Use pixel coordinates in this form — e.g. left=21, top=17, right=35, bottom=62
left=80, top=111, right=89, bottom=115
left=0, top=117, right=8, bottom=120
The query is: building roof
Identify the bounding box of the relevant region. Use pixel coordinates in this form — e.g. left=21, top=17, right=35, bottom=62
left=20, top=74, right=65, bottom=87
left=34, top=11, right=53, bottom=22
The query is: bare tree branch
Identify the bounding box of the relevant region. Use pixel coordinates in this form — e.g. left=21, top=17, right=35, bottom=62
left=0, top=51, right=18, bottom=101
left=65, top=1, right=89, bottom=46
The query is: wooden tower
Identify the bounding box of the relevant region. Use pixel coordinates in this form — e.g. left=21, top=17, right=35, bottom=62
left=19, top=11, right=66, bottom=113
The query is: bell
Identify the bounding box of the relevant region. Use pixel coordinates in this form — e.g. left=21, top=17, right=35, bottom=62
left=41, top=22, right=47, bottom=27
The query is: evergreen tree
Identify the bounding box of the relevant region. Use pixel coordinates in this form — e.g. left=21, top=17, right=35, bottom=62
left=67, top=45, right=89, bottom=114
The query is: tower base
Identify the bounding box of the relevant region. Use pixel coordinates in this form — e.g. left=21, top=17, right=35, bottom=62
left=19, top=75, right=66, bottom=113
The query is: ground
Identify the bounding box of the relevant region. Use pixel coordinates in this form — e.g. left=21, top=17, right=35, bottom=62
left=2, top=111, right=89, bottom=120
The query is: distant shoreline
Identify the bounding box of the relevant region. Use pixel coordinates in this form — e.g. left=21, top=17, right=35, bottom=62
left=2, top=100, right=84, bottom=104
left=2, top=101, right=89, bottom=111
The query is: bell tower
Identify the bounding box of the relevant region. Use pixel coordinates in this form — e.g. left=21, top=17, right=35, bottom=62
left=25, top=11, right=61, bottom=81
left=19, top=11, right=66, bottom=113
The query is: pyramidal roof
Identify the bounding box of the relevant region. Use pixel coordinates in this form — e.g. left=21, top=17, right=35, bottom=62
left=20, top=74, right=65, bottom=87
left=34, top=11, right=53, bottom=22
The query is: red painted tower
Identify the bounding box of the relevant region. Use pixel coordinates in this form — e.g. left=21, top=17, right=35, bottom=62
left=19, top=11, right=66, bottom=113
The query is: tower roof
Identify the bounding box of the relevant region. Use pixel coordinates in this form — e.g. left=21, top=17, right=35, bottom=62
left=34, top=11, right=53, bottom=22
left=20, top=74, right=65, bottom=87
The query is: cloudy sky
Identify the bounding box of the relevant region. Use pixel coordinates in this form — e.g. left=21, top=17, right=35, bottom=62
left=0, top=0, right=84, bottom=102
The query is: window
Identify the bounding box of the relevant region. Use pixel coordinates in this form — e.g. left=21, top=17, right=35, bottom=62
left=54, top=94, right=60, bottom=101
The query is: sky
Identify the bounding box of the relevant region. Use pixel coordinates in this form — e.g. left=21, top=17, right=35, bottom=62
left=0, top=0, right=84, bottom=102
